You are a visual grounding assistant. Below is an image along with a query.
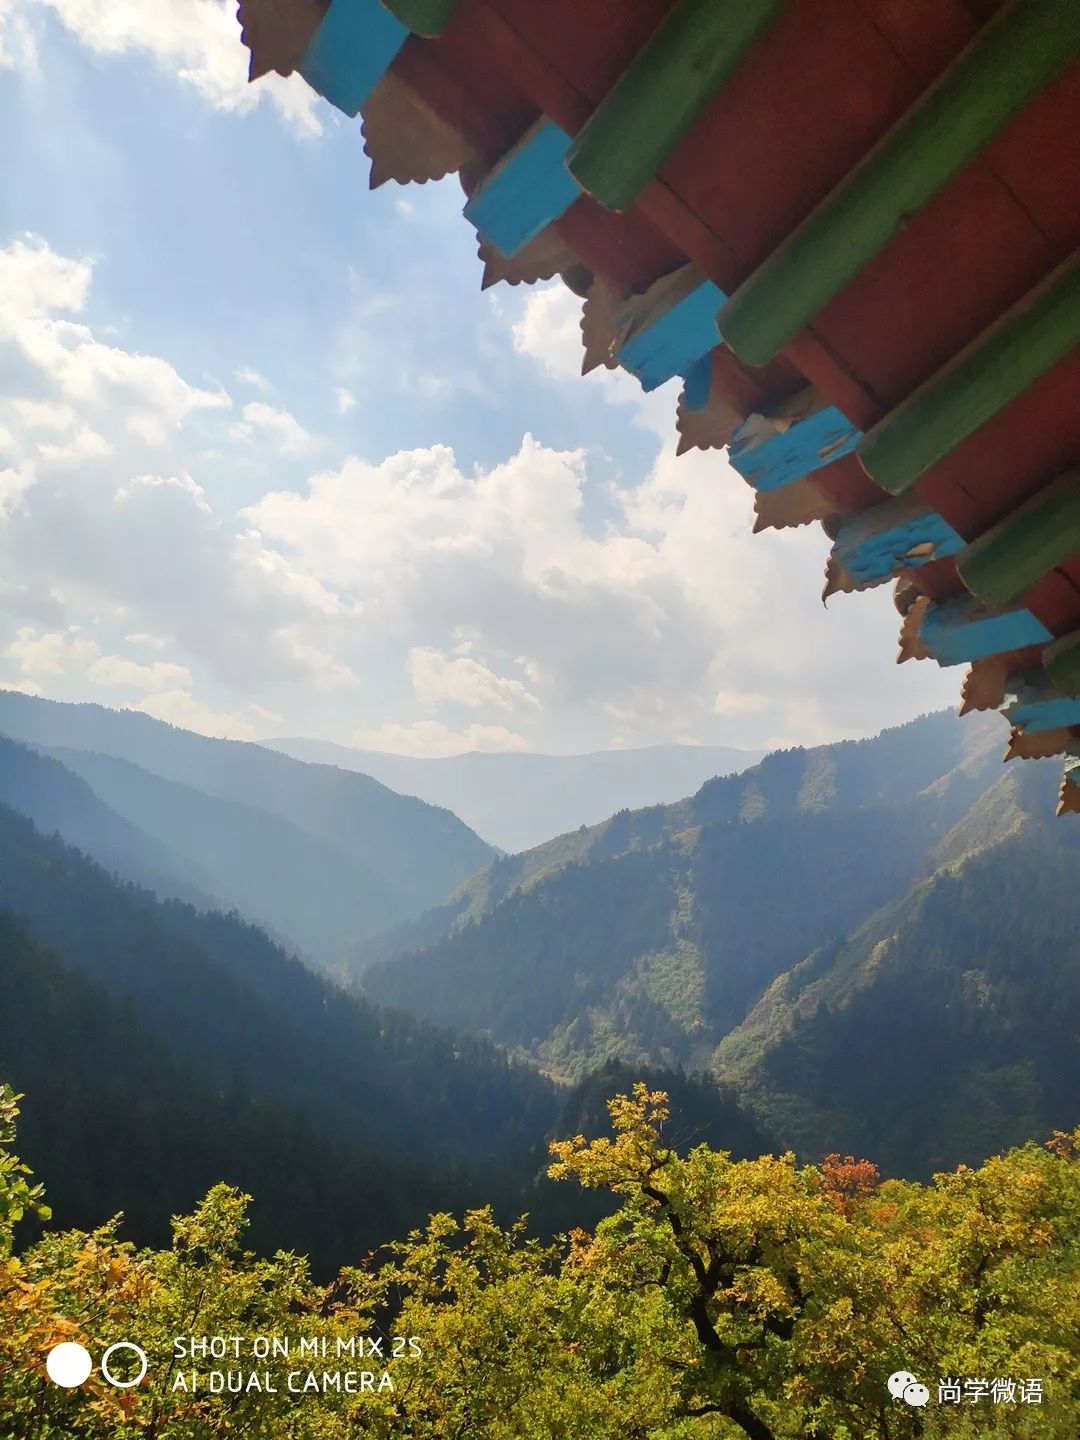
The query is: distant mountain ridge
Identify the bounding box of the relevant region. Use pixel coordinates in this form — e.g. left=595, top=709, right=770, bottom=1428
left=0, top=689, right=496, bottom=965
left=270, top=737, right=763, bottom=852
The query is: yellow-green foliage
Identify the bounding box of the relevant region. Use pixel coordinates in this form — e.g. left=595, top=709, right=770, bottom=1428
left=2, top=1083, right=1078, bottom=1439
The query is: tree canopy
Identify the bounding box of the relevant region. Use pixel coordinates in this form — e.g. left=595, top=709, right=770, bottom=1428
left=2, top=1084, right=1077, bottom=1439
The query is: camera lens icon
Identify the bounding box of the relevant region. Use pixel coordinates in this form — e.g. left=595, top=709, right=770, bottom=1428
left=46, top=1340, right=148, bottom=1389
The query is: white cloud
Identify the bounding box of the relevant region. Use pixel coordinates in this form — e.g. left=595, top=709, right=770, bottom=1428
left=18, top=0, right=320, bottom=135
left=133, top=687, right=257, bottom=740
left=36, top=425, right=113, bottom=467
left=86, top=655, right=193, bottom=690
left=114, top=473, right=212, bottom=515
left=230, top=400, right=319, bottom=457
left=713, top=688, right=768, bottom=716
left=5, top=625, right=98, bottom=676
left=0, top=0, right=38, bottom=71
left=235, top=366, right=271, bottom=391
left=0, top=677, right=41, bottom=696
left=10, top=399, right=77, bottom=431
left=333, top=386, right=356, bottom=416
left=0, top=237, right=230, bottom=448
left=408, top=646, right=539, bottom=712
left=352, top=720, right=529, bottom=758
left=511, top=281, right=643, bottom=409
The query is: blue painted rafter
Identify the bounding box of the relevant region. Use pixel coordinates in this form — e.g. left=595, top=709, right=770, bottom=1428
left=728, top=403, right=861, bottom=492
left=1003, top=675, right=1080, bottom=734
left=832, top=496, right=965, bottom=586
left=299, top=0, right=408, bottom=117
left=617, top=277, right=727, bottom=392
left=919, top=594, right=1052, bottom=667
left=463, top=121, right=581, bottom=258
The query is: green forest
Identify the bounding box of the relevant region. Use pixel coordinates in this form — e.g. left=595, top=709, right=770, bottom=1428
left=3, top=1085, right=1078, bottom=1438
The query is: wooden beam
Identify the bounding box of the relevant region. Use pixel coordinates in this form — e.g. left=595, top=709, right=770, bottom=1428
left=1045, top=630, right=1080, bottom=694
left=361, top=71, right=477, bottom=188
left=378, top=0, right=457, bottom=38
left=565, top=0, right=784, bottom=213
left=238, top=0, right=326, bottom=81
left=831, top=494, right=965, bottom=588
left=615, top=265, right=726, bottom=392
left=956, top=469, right=1080, bottom=609
left=857, top=255, right=1080, bottom=495
left=918, top=594, right=1053, bottom=665
left=727, top=394, right=862, bottom=493
left=717, top=0, right=1080, bottom=365
left=463, top=121, right=582, bottom=258
left=1003, top=675, right=1080, bottom=732
left=298, top=0, right=408, bottom=116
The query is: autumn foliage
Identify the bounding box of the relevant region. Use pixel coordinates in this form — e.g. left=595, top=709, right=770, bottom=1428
left=2, top=1082, right=1079, bottom=1439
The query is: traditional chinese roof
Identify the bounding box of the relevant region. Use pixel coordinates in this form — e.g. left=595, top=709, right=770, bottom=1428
left=239, top=0, right=1080, bottom=815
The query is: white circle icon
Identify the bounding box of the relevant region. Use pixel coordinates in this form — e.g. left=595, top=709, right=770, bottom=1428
left=903, top=1383, right=930, bottom=1407
left=101, top=1341, right=148, bottom=1389
left=887, top=1370, right=918, bottom=1399
left=46, top=1342, right=93, bottom=1388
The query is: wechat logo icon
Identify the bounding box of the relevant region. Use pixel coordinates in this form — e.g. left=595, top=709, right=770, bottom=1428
left=888, top=1370, right=930, bottom=1407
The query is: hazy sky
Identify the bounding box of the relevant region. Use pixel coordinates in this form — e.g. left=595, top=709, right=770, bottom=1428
left=0, top=0, right=962, bottom=756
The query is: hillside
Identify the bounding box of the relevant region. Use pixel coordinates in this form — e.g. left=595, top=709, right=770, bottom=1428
left=361, top=710, right=1003, bottom=1036
left=0, top=689, right=496, bottom=955
left=0, top=802, right=770, bottom=1272
left=0, top=911, right=467, bottom=1276
left=714, top=761, right=1080, bottom=1176
left=0, top=735, right=218, bottom=911
left=272, top=737, right=763, bottom=851
left=360, top=711, right=1080, bottom=1170
left=0, top=799, right=554, bottom=1169
left=42, top=746, right=397, bottom=966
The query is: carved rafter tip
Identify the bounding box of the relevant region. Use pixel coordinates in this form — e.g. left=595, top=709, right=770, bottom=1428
left=959, top=656, right=1010, bottom=716
left=476, top=228, right=578, bottom=292
left=897, top=594, right=932, bottom=664
left=237, top=0, right=326, bottom=82
left=1004, top=726, right=1074, bottom=763
left=752, top=477, right=835, bottom=534
left=580, top=279, right=622, bottom=375
left=361, top=72, right=478, bottom=190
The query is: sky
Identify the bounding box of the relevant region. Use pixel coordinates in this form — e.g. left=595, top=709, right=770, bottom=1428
left=0, top=0, right=962, bottom=757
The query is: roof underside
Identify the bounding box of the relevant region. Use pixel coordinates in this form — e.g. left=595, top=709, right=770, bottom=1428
left=239, top=0, right=1080, bottom=814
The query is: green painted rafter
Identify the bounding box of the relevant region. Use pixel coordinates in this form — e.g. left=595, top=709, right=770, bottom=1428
left=565, top=0, right=784, bottom=213
left=857, top=255, right=1080, bottom=495
left=957, top=470, right=1080, bottom=609
left=718, top=0, right=1080, bottom=365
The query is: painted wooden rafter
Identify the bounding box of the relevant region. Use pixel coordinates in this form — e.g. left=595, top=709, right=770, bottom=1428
left=727, top=389, right=863, bottom=494
left=237, top=0, right=326, bottom=81
left=361, top=72, right=478, bottom=189
left=476, top=229, right=579, bottom=292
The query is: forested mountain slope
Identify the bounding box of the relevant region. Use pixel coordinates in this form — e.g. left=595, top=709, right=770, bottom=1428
left=42, top=746, right=397, bottom=966
left=358, top=708, right=990, bottom=969
left=0, top=690, right=496, bottom=953
left=0, top=912, right=465, bottom=1275
left=0, top=735, right=217, bottom=911
left=0, top=801, right=552, bottom=1168
left=714, top=761, right=1080, bottom=1176
left=362, top=711, right=1005, bottom=1069
left=0, top=802, right=770, bottom=1271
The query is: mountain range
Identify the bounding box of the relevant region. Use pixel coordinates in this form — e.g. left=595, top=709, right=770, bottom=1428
left=361, top=709, right=1080, bottom=1176
left=0, top=689, right=495, bottom=967
left=270, top=736, right=763, bottom=852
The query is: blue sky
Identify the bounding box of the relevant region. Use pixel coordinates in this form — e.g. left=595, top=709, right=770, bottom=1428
left=0, top=0, right=961, bottom=755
